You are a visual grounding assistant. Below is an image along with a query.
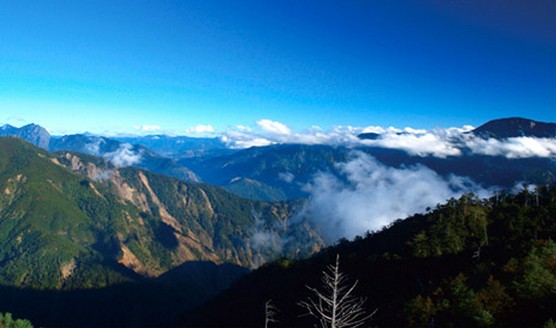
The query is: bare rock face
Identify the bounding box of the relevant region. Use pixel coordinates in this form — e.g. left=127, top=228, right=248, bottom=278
left=0, top=123, right=51, bottom=149
left=0, top=137, right=324, bottom=289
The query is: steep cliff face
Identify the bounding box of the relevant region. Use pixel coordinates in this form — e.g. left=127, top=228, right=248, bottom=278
left=0, top=137, right=323, bottom=288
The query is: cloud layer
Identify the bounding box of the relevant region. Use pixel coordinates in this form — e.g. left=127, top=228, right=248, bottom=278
left=464, top=136, right=556, bottom=158
left=103, top=143, right=142, bottom=167
left=219, top=119, right=556, bottom=159
left=300, top=152, right=490, bottom=242
left=135, top=125, right=161, bottom=132
left=185, top=124, right=215, bottom=134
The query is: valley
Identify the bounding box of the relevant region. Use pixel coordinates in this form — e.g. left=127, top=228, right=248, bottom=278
left=0, top=117, right=555, bottom=326
left=3, top=2, right=554, bottom=325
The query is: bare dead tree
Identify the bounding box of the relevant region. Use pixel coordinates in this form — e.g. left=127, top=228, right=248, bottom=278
left=264, top=299, right=279, bottom=328
left=298, top=254, right=376, bottom=328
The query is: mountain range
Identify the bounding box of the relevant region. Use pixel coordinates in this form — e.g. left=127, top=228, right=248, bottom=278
left=0, top=137, right=322, bottom=282
left=186, top=188, right=556, bottom=327
left=0, top=137, right=323, bottom=326
left=1, top=117, right=556, bottom=326
left=3, top=117, right=556, bottom=203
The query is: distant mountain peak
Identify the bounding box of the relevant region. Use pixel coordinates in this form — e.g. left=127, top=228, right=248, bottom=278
left=0, top=122, right=51, bottom=148
left=357, top=132, right=381, bottom=140
left=0, top=124, right=15, bottom=130
left=471, top=117, right=556, bottom=139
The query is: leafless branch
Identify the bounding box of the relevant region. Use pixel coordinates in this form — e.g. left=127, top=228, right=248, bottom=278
left=298, top=254, right=377, bottom=328
left=265, top=299, right=279, bottom=328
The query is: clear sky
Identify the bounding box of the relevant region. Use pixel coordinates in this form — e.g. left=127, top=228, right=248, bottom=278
left=1, top=0, right=555, bottom=135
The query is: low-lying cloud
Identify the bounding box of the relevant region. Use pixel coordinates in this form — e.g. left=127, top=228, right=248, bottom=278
left=221, top=120, right=362, bottom=149
left=185, top=124, right=215, bottom=134
left=465, top=136, right=556, bottom=158
left=103, top=143, right=142, bottom=167
left=257, top=119, right=292, bottom=136
left=84, top=138, right=105, bottom=155
left=278, top=172, right=295, bottom=184
left=361, top=128, right=465, bottom=158
left=135, top=125, right=161, bottom=132
left=300, top=152, right=490, bottom=242
left=92, top=169, right=112, bottom=181
left=218, top=119, right=556, bottom=159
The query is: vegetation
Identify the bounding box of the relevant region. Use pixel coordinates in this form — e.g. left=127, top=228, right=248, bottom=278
left=0, top=312, right=33, bottom=328
left=0, top=137, right=322, bottom=327
left=0, top=137, right=321, bottom=289
left=181, top=144, right=350, bottom=200
left=2, top=135, right=556, bottom=326
left=186, top=186, right=556, bottom=327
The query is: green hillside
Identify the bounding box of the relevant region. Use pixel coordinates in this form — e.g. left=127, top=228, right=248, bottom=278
left=0, top=137, right=323, bottom=289
left=186, top=187, right=556, bottom=327
left=0, top=137, right=132, bottom=288
left=0, top=136, right=324, bottom=327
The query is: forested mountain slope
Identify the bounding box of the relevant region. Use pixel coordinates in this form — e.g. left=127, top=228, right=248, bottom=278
left=186, top=187, right=556, bottom=327
left=0, top=137, right=323, bottom=327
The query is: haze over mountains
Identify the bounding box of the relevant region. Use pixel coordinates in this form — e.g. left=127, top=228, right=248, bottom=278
left=187, top=187, right=556, bottom=327
left=0, top=137, right=320, bottom=280
left=0, top=137, right=321, bottom=326
left=2, top=117, right=556, bottom=219
left=2, top=117, right=556, bottom=242
left=1, top=117, right=556, bottom=326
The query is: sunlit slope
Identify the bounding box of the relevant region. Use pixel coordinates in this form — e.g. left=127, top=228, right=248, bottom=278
left=0, top=137, right=322, bottom=289
left=0, top=137, right=131, bottom=288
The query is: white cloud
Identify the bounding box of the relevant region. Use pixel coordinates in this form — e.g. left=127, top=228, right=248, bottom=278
left=300, top=152, right=490, bottom=242
left=278, top=172, right=295, bottom=183
left=221, top=130, right=274, bottom=149
left=103, top=143, right=142, bottom=167
left=361, top=126, right=386, bottom=134
left=218, top=118, right=556, bottom=159
left=464, top=136, right=556, bottom=158
left=185, top=124, right=215, bottom=134
left=249, top=210, right=287, bottom=267
left=256, top=119, right=292, bottom=135
left=92, top=169, right=112, bottom=181
left=84, top=138, right=105, bottom=155
left=220, top=122, right=363, bottom=149
left=134, top=125, right=161, bottom=132
left=361, top=130, right=462, bottom=157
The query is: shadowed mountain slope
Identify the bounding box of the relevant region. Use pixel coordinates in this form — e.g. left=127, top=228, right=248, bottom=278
left=186, top=188, right=556, bottom=327
left=472, top=117, right=556, bottom=139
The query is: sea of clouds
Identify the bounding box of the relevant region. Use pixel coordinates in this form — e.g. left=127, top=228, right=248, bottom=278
left=298, top=151, right=492, bottom=242
left=218, top=119, right=556, bottom=159
left=92, top=119, right=556, bottom=242
left=217, top=119, right=556, bottom=242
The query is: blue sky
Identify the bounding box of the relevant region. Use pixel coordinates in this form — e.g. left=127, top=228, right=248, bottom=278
left=1, top=0, right=555, bottom=135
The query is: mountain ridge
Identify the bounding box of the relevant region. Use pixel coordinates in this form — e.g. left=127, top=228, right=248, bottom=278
left=471, top=117, right=556, bottom=139
left=3, top=117, right=556, bottom=203
left=0, top=137, right=323, bottom=287
left=0, top=123, right=51, bottom=149
left=186, top=189, right=556, bottom=327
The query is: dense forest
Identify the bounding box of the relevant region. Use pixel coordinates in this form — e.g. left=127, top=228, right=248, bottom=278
left=186, top=186, right=556, bottom=327
left=1, top=137, right=556, bottom=326
left=0, top=137, right=319, bottom=327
